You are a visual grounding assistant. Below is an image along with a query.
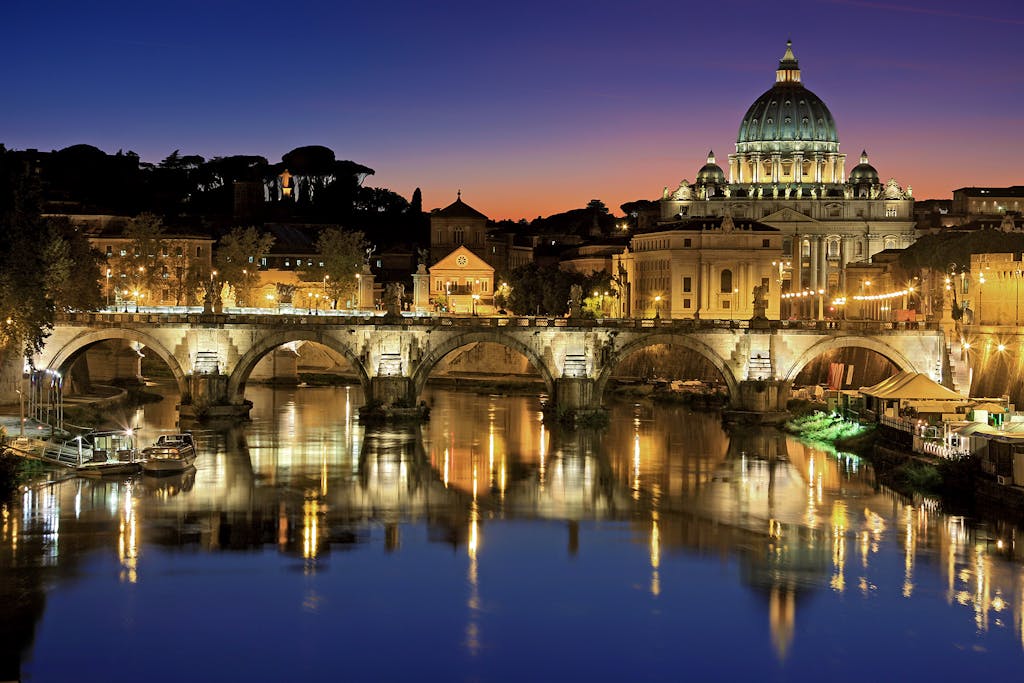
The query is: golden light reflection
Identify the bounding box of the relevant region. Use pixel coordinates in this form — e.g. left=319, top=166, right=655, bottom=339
left=769, top=587, right=795, bottom=661
left=466, top=503, right=481, bottom=656
left=117, top=484, right=138, bottom=584
left=302, top=495, right=320, bottom=562
left=632, top=431, right=641, bottom=499
left=830, top=502, right=847, bottom=593
left=903, top=506, right=916, bottom=598
left=650, top=513, right=661, bottom=597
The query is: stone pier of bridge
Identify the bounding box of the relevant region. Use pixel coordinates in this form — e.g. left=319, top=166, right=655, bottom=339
left=9, top=312, right=949, bottom=423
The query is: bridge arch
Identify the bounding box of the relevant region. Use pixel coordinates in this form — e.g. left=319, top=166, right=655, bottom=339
left=227, top=330, right=371, bottom=404
left=594, top=332, right=740, bottom=404
left=43, top=328, right=189, bottom=399
left=782, top=335, right=918, bottom=383
left=411, top=331, right=556, bottom=400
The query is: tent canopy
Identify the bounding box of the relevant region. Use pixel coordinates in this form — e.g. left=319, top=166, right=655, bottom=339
left=860, top=371, right=964, bottom=401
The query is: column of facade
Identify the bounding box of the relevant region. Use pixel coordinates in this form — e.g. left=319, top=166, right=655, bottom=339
left=793, top=154, right=804, bottom=185
left=808, top=236, right=819, bottom=291
left=706, top=263, right=714, bottom=313
left=771, top=154, right=781, bottom=183
left=736, top=155, right=746, bottom=184
left=751, top=154, right=761, bottom=183
left=839, top=236, right=849, bottom=292
left=728, top=156, right=737, bottom=184
left=792, top=235, right=803, bottom=291
left=813, top=154, right=822, bottom=183
left=817, top=238, right=828, bottom=292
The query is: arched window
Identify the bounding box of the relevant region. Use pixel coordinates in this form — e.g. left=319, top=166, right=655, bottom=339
left=720, top=269, right=733, bottom=293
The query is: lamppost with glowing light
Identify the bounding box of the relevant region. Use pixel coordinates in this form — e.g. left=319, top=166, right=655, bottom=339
left=654, top=295, right=662, bottom=319
left=105, top=268, right=112, bottom=309
left=323, top=274, right=330, bottom=311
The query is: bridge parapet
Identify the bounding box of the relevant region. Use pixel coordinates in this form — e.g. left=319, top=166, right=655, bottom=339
left=21, top=313, right=948, bottom=422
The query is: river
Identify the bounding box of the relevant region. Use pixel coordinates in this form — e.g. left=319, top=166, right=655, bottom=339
left=2, top=384, right=1023, bottom=681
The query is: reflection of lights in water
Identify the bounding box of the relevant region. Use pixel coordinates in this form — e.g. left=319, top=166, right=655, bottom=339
left=320, top=443, right=328, bottom=497
left=303, top=495, right=319, bottom=562
left=74, top=479, right=82, bottom=519
left=118, top=483, right=138, bottom=584
left=903, top=506, right=915, bottom=598
left=443, top=448, right=450, bottom=487
left=830, top=502, right=847, bottom=593
left=538, top=421, right=546, bottom=489
left=466, top=503, right=481, bottom=655
left=650, top=513, right=661, bottom=597
left=632, top=432, right=641, bottom=499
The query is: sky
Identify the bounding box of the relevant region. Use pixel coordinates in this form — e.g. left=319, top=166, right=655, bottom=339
left=3, top=0, right=1023, bottom=220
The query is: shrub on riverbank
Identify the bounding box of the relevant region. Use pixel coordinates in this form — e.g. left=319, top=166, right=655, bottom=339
left=785, top=411, right=867, bottom=442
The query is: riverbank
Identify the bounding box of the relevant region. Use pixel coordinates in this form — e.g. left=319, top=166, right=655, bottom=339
left=783, top=409, right=1024, bottom=520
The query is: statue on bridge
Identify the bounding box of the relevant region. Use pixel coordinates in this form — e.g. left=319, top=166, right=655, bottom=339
left=751, top=283, right=768, bottom=321
left=384, top=282, right=405, bottom=318
left=567, top=284, right=583, bottom=318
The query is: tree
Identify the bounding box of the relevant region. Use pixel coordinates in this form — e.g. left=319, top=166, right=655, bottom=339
left=215, top=226, right=275, bottom=306
left=106, top=213, right=168, bottom=306
left=0, top=151, right=58, bottom=360
left=300, top=228, right=369, bottom=308
left=42, top=218, right=104, bottom=312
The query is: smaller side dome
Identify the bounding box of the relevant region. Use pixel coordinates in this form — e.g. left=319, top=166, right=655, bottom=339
left=696, top=150, right=726, bottom=185
left=848, top=150, right=879, bottom=184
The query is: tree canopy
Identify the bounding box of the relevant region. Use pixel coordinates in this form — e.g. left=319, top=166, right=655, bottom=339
left=899, top=229, right=1024, bottom=274
left=215, top=226, right=275, bottom=307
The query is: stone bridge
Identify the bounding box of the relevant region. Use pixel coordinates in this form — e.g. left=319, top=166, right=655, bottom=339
left=29, top=312, right=948, bottom=419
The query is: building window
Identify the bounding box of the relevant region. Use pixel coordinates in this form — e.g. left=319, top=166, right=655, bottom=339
left=723, top=300, right=731, bottom=309
left=683, top=238, right=692, bottom=248
left=196, top=246, right=203, bottom=257
left=855, top=242, right=864, bottom=257
left=176, top=247, right=183, bottom=257
left=827, top=240, right=840, bottom=258
left=801, top=241, right=810, bottom=258
left=106, top=245, right=112, bottom=256
left=683, top=276, right=692, bottom=293
left=453, top=227, right=464, bottom=244
left=119, top=249, right=127, bottom=257
left=720, top=269, right=733, bottom=293
left=762, top=239, right=770, bottom=248
left=885, top=208, right=898, bottom=217
left=683, top=298, right=691, bottom=309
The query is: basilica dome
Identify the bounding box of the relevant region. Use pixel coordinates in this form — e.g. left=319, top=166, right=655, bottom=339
left=736, top=42, right=839, bottom=154
left=696, top=150, right=726, bottom=185
left=848, top=150, right=879, bottom=184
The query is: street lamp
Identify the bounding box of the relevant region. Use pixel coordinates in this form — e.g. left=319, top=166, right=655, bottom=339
left=654, top=295, right=662, bottom=319
left=15, top=387, right=24, bottom=437
left=105, top=268, right=111, bottom=309
left=472, top=293, right=480, bottom=316
left=323, top=274, right=330, bottom=311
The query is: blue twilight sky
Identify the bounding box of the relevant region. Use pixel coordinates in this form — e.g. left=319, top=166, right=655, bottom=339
left=3, top=0, right=1023, bottom=219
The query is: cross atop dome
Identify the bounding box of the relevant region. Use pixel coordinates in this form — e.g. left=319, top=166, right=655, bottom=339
left=776, top=40, right=801, bottom=84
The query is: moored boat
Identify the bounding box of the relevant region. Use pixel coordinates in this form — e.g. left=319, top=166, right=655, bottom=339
left=141, top=433, right=197, bottom=475
left=75, top=429, right=143, bottom=477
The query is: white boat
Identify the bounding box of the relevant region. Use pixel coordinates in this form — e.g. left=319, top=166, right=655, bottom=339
left=75, top=429, right=143, bottom=477
left=141, top=433, right=197, bottom=475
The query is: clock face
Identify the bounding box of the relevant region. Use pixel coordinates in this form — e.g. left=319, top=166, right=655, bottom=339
left=456, top=255, right=468, bottom=267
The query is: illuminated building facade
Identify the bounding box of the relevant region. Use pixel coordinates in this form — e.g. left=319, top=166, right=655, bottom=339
left=658, top=42, right=916, bottom=303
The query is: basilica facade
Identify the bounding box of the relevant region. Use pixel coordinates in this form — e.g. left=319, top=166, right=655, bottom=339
left=620, top=41, right=916, bottom=319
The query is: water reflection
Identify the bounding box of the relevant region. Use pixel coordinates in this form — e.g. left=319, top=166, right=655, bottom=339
left=3, top=386, right=1024, bottom=679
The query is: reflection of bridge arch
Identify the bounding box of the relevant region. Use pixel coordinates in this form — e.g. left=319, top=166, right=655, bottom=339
left=44, top=329, right=189, bottom=398
left=411, top=331, right=555, bottom=400
left=782, top=335, right=917, bottom=382
left=594, top=332, right=739, bottom=403
left=227, top=331, right=370, bottom=404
